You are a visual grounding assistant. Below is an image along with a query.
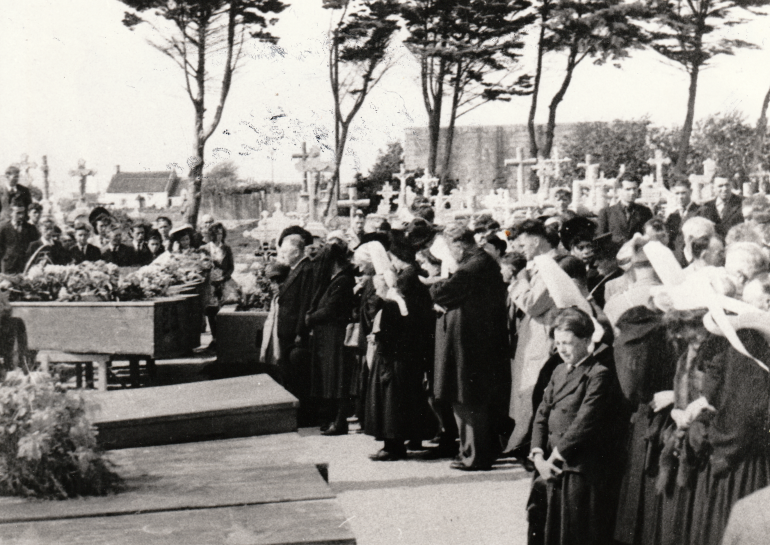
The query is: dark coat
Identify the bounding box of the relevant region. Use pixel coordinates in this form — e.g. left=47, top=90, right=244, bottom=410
left=665, top=201, right=700, bottom=266
left=26, top=240, right=72, bottom=267
left=130, top=243, right=154, bottom=266
left=101, top=244, right=134, bottom=267
left=0, top=221, right=41, bottom=274
left=596, top=202, right=654, bottom=246
left=277, top=258, right=314, bottom=347
left=430, top=247, right=509, bottom=408
left=68, top=243, right=102, bottom=264
left=307, top=268, right=355, bottom=400
left=0, top=184, right=32, bottom=222
left=697, top=193, right=743, bottom=238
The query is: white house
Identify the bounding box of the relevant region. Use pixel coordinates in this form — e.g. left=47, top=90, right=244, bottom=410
left=104, top=166, right=187, bottom=209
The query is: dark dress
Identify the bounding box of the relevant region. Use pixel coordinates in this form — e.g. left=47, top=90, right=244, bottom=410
left=364, top=265, right=436, bottom=442
left=528, top=354, right=623, bottom=545
left=613, top=307, right=677, bottom=545
left=276, top=258, right=314, bottom=401
left=308, top=268, right=355, bottom=400
left=351, top=277, right=381, bottom=420
left=689, top=331, right=770, bottom=545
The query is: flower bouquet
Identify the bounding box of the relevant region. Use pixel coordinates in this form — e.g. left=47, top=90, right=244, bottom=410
left=0, top=261, right=122, bottom=302
left=235, top=261, right=273, bottom=311
left=120, top=251, right=213, bottom=300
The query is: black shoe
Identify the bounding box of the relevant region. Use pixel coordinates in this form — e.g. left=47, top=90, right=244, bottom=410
left=450, top=461, right=492, bottom=472
left=406, top=440, right=423, bottom=451
left=369, top=448, right=407, bottom=462
left=321, top=423, right=348, bottom=436
left=418, top=445, right=459, bottom=460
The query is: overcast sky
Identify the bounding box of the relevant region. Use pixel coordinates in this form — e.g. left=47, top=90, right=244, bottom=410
left=1, top=0, right=769, bottom=197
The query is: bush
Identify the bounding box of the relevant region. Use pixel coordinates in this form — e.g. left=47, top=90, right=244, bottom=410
left=0, top=370, right=121, bottom=499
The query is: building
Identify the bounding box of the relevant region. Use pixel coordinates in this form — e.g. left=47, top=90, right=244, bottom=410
left=104, top=167, right=187, bottom=209
left=404, top=124, right=577, bottom=189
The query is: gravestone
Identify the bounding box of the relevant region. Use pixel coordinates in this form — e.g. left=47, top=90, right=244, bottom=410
left=504, top=147, right=537, bottom=201
left=375, top=182, right=397, bottom=216
left=69, top=159, right=96, bottom=203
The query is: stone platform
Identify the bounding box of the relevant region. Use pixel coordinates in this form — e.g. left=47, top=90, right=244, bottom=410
left=85, top=374, right=298, bottom=449
left=0, top=434, right=355, bottom=545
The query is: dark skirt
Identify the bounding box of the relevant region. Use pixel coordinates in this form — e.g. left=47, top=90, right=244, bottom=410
left=363, top=349, right=436, bottom=441
left=309, top=323, right=350, bottom=400
left=689, top=451, right=770, bottom=545
left=655, top=479, right=695, bottom=545
left=614, top=405, right=666, bottom=545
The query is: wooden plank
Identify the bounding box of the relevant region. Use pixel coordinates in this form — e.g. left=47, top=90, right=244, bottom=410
left=0, top=464, right=333, bottom=524
left=0, top=500, right=356, bottom=545
left=85, top=375, right=298, bottom=449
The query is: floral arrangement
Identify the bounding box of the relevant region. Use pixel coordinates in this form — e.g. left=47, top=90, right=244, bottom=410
left=0, top=261, right=121, bottom=302
left=235, top=261, right=273, bottom=311
left=0, top=370, right=122, bottom=499
left=121, top=252, right=213, bottom=300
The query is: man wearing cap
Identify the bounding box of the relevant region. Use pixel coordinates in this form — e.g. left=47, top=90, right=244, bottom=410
left=275, top=226, right=316, bottom=420
left=0, top=199, right=39, bottom=273
left=430, top=222, right=510, bottom=471
left=0, top=166, right=32, bottom=223
left=665, top=178, right=700, bottom=265
left=597, top=175, right=653, bottom=246
left=698, top=177, right=744, bottom=238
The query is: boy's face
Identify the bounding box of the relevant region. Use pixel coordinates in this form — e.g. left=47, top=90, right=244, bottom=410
left=75, top=230, right=89, bottom=246
left=109, top=230, right=122, bottom=245
left=148, top=238, right=161, bottom=253
left=554, top=329, right=591, bottom=367
left=29, top=209, right=41, bottom=224
left=157, top=221, right=171, bottom=237
left=571, top=240, right=595, bottom=265
left=132, top=228, right=145, bottom=244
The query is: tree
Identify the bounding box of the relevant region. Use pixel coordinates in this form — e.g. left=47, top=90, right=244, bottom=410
left=649, top=0, right=768, bottom=175
left=560, top=119, right=653, bottom=180
left=324, top=0, right=401, bottom=218
left=353, top=141, right=403, bottom=212
left=527, top=0, right=650, bottom=167
left=401, top=0, right=534, bottom=178
left=120, top=0, right=287, bottom=227
left=202, top=160, right=241, bottom=194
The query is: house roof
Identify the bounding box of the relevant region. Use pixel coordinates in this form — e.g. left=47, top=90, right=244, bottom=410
left=106, top=171, right=178, bottom=195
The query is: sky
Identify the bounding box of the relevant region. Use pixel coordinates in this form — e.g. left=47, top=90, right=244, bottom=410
left=1, top=0, right=769, bottom=198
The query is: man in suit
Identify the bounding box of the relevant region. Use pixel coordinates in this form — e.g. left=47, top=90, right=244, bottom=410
left=69, top=223, right=101, bottom=264
left=528, top=307, right=623, bottom=545
left=128, top=223, right=153, bottom=266
left=596, top=176, right=653, bottom=246
left=101, top=224, right=134, bottom=267
left=431, top=222, right=510, bottom=471
left=26, top=219, right=71, bottom=267
left=697, top=176, right=744, bottom=238
left=665, top=178, right=700, bottom=265
left=275, top=226, right=316, bottom=421
left=0, top=200, right=40, bottom=273
left=0, top=166, right=32, bottom=222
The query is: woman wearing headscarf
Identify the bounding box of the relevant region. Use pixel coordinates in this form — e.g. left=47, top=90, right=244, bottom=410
left=364, top=230, right=436, bottom=460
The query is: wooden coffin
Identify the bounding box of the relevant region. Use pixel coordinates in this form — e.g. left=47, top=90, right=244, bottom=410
left=10, top=295, right=201, bottom=359
left=215, top=305, right=269, bottom=363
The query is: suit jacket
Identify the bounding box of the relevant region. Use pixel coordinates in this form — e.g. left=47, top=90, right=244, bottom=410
left=431, top=247, right=510, bottom=407
left=697, top=193, right=743, bottom=238
left=666, top=201, right=700, bottom=265
left=101, top=244, right=134, bottom=267
left=0, top=184, right=32, bottom=222
left=26, top=240, right=72, bottom=267
left=277, top=258, right=314, bottom=347
left=596, top=201, right=653, bottom=246
left=69, top=243, right=102, bottom=264
left=531, top=354, right=619, bottom=475
left=0, top=221, right=40, bottom=273
left=130, top=243, right=154, bottom=267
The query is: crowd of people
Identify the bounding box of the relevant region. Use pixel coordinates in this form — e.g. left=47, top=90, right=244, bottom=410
left=262, top=177, right=770, bottom=545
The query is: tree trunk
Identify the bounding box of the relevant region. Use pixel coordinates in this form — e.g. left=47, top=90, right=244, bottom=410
left=675, top=63, right=701, bottom=176
left=326, top=122, right=349, bottom=218
left=426, top=59, right=446, bottom=177
left=186, top=18, right=208, bottom=228
left=441, top=61, right=462, bottom=180
left=542, top=43, right=578, bottom=161
left=527, top=19, right=546, bottom=159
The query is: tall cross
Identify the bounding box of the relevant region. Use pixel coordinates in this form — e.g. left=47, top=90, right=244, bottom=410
left=41, top=155, right=50, bottom=201
left=18, top=154, right=37, bottom=186
left=416, top=173, right=439, bottom=196
left=530, top=156, right=552, bottom=200
left=504, top=147, right=537, bottom=201
left=376, top=182, right=398, bottom=215
left=392, top=163, right=411, bottom=212
left=647, top=149, right=671, bottom=187
left=69, top=159, right=96, bottom=202
left=338, top=185, right=371, bottom=218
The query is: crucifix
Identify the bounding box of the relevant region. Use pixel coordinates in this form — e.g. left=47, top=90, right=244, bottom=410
left=18, top=154, right=38, bottom=186
left=69, top=159, right=96, bottom=202
left=375, top=182, right=398, bottom=216
left=415, top=173, right=439, bottom=197
left=504, top=147, right=537, bottom=201
left=647, top=149, right=671, bottom=187
left=41, top=155, right=50, bottom=201
left=574, top=154, right=600, bottom=211
left=392, top=163, right=411, bottom=212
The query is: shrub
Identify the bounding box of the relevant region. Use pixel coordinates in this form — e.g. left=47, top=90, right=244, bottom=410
left=0, top=370, right=121, bottom=499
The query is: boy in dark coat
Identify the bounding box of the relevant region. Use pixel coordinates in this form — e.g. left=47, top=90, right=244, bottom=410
left=528, top=307, right=622, bottom=545
left=69, top=223, right=102, bottom=264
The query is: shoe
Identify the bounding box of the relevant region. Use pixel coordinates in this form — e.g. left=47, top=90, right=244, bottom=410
left=321, top=424, right=348, bottom=436
left=418, top=445, right=459, bottom=460
left=450, top=461, right=491, bottom=471
left=406, top=440, right=423, bottom=451
left=369, top=448, right=407, bottom=462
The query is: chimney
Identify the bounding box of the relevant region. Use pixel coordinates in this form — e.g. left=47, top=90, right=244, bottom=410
left=116, top=165, right=120, bottom=174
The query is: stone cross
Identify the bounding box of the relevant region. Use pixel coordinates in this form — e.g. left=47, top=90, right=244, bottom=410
left=18, top=154, right=37, bottom=186
left=41, top=155, right=50, bottom=201
left=416, top=173, right=439, bottom=197
left=69, top=159, right=96, bottom=202
left=574, top=155, right=600, bottom=210
left=392, top=163, right=411, bottom=212
left=690, top=158, right=717, bottom=203
left=376, top=182, right=398, bottom=216
left=293, top=143, right=332, bottom=221
left=647, top=149, right=671, bottom=187
left=338, top=185, right=371, bottom=218
left=504, top=147, right=537, bottom=201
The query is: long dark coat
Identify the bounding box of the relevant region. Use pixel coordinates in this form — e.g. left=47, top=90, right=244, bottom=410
left=276, top=258, right=314, bottom=399
left=697, top=193, right=744, bottom=238
left=529, top=355, right=622, bottom=545
left=596, top=201, right=653, bottom=246
left=364, top=265, right=436, bottom=441
left=430, top=247, right=509, bottom=409
left=307, top=268, right=355, bottom=400
left=613, top=306, right=677, bottom=545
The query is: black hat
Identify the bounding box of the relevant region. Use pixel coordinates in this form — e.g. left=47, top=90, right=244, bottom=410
left=88, top=206, right=112, bottom=229
left=388, top=230, right=416, bottom=263
left=560, top=216, right=597, bottom=250
left=278, top=225, right=313, bottom=247
left=593, top=233, right=620, bottom=260
left=405, top=217, right=436, bottom=250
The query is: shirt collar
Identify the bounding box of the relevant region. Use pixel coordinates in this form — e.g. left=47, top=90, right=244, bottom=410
left=566, top=354, right=590, bottom=371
